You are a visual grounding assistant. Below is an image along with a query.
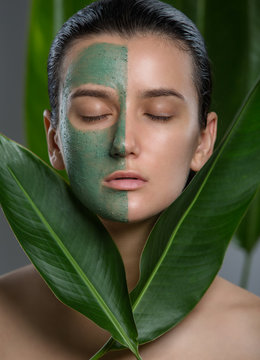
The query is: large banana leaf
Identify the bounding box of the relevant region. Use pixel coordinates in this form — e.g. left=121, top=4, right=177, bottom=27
left=164, top=0, right=260, bottom=144
left=202, top=0, right=260, bottom=144
left=0, top=135, right=140, bottom=358
left=92, top=78, right=260, bottom=357
left=131, top=79, right=260, bottom=343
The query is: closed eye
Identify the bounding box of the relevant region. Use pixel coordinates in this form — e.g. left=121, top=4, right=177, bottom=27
left=81, top=113, right=112, bottom=122
left=144, top=113, right=173, bottom=121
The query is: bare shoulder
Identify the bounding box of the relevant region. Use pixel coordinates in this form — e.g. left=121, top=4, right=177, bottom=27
left=0, top=265, right=62, bottom=357
left=0, top=264, right=52, bottom=330
left=0, top=266, right=37, bottom=355
left=0, top=264, right=70, bottom=330
left=209, top=276, right=260, bottom=321
left=0, top=263, right=41, bottom=287
left=0, top=265, right=112, bottom=359
left=200, top=276, right=260, bottom=359
left=0, top=264, right=36, bottom=310
left=103, top=277, right=260, bottom=360
left=0, top=264, right=50, bottom=309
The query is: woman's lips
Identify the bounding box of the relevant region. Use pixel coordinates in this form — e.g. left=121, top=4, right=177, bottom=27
left=103, top=171, right=147, bottom=190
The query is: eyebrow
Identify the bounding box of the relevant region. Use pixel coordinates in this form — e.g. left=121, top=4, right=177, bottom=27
left=70, top=88, right=113, bottom=100
left=140, top=88, right=185, bottom=101
left=70, top=87, right=185, bottom=101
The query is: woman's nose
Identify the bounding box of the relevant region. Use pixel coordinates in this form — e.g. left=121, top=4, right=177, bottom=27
left=109, top=113, right=140, bottom=158
left=110, top=120, right=126, bottom=157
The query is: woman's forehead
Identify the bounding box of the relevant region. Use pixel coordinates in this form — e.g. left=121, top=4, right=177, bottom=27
left=65, top=43, right=127, bottom=92
left=61, top=33, right=197, bottom=103
left=60, top=34, right=128, bottom=80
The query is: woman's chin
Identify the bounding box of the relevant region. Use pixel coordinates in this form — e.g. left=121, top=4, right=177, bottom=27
left=98, top=211, right=160, bottom=227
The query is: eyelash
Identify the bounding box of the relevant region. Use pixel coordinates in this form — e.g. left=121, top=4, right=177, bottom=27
left=80, top=113, right=172, bottom=122
left=145, top=113, right=172, bottom=121
left=81, top=114, right=111, bottom=122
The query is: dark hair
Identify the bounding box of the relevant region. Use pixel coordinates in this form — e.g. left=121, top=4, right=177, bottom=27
left=47, top=0, right=212, bottom=129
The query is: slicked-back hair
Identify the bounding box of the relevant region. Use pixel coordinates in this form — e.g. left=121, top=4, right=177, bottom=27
left=47, top=0, right=212, bottom=129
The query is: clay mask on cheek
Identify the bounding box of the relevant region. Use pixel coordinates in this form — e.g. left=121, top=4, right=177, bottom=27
left=60, top=43, right=128, bottom=222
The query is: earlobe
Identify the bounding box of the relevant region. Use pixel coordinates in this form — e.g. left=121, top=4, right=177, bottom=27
left=43, top=110, right=65, bottom=170
left=190, top=111, right=218, bottom=172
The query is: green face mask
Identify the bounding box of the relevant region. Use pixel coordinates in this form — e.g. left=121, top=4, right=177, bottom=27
left=60, top=43, right=128, bottom=222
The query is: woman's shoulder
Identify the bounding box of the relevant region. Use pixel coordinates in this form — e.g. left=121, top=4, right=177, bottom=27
left=1, top=269, right=259, bottom=360
left=0, top=265, right=111, bottom=359
left=194, top=276, right=260, bottom=359
left=104, top=276, right=260, bottom=360
left=205, top=276, right=260, bottom=321
left=140, top=276, right=260, bottom=360
left=0, top=265, right=70, bottom=359
left=1, top=263, right=41, bottom=286
left=0, top=266, right=40, bottom=357
left=0, top=266, right=57, bottom=347
left=0, top=264, right=50, bottom=312
left=0, top=264, right=37, bottom=308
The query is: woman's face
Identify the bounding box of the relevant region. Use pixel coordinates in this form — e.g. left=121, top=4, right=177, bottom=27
left=50, top=34, right=216, bottom=223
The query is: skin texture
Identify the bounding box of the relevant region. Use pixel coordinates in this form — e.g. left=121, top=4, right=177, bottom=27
left=49, top=34, right=217, bottom=225
left=60, top=43, right=128, bottom=221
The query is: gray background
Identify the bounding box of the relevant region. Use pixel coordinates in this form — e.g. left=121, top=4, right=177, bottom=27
left=0, top=0, right=259, bottom=296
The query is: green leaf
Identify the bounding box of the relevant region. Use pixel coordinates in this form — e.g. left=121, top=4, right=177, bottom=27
left=25, top=0, right=54, bottom=164
left=201, top=0, right=260, bottom=144
left=25, top=0, right=94, bottom=166
left=99, top=78, right=260, bottom=355
left=0, top=135, right=139, bottom=357
left=130, top=78, right=260, bottom=344
left=164, top=0, right=260, bottom=144
left=236, top=188, right=260, bottom=254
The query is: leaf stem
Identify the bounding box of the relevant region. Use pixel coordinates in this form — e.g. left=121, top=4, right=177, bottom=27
left=90, top=338, right=142, bottom=360
left=90, top=339, right=114, bottom=360
left=240, top=251, right=252, bottom=289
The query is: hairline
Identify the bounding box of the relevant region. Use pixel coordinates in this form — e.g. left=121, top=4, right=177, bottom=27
left=55, top=30, right=201, bottom=129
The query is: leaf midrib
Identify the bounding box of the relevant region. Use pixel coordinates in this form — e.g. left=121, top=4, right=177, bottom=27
left=132, top=79, right=260, bottom=311
left=133, top=157, right=216, bottom=311
left=7, top=165, right=135, bottom=350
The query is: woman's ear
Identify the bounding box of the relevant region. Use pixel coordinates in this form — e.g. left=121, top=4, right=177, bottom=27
left=43, top=110, right=65, bottom=170
left=190, top=111, right=218, bottom=172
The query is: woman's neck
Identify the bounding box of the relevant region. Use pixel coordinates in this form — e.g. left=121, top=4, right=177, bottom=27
left=100, top=216, right=158, bottom=292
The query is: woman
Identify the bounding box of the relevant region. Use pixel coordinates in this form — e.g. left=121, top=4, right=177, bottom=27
left=1, top=0, right=260, bottom=359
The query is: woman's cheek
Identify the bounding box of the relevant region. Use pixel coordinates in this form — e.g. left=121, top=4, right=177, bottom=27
left=60, top=118, right=128, bottom=222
